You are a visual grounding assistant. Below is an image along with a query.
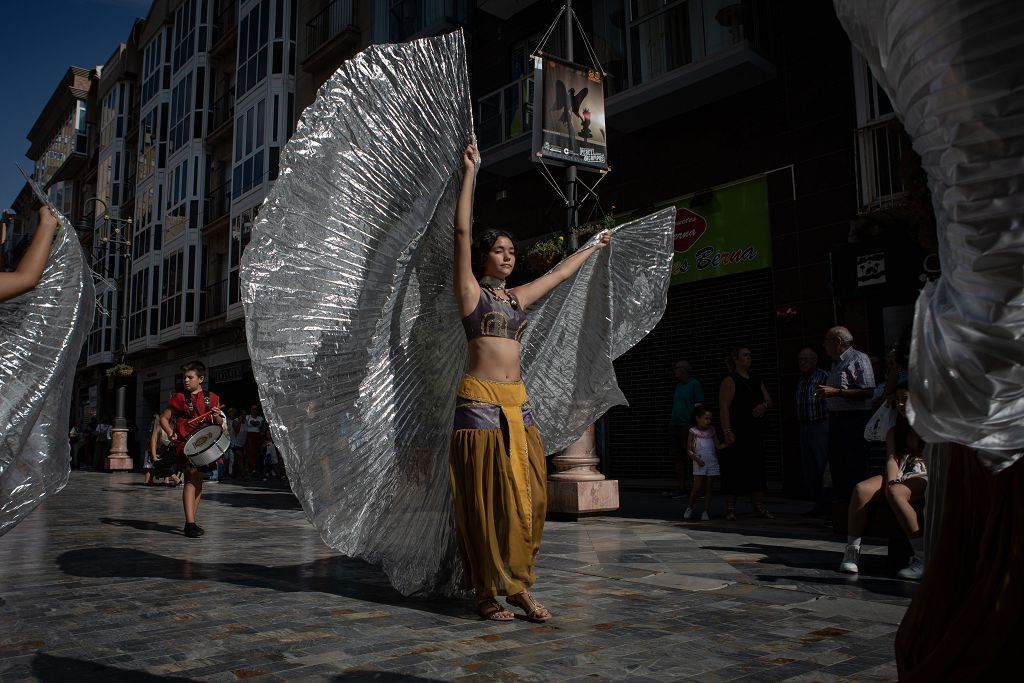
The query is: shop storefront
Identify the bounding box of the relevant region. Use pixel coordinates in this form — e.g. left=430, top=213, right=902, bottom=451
left=606, top=175, right=783, bottom=485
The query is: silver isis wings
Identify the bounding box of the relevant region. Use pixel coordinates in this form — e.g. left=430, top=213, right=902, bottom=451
left=833, top=0, right=1024, bottom=471
left=242, top=31, right=675, bottom=595
left=1, top=184, right=94, bottom=536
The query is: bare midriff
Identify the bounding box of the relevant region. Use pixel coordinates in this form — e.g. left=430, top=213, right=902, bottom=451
left=467, top=337, right=523, bottom=382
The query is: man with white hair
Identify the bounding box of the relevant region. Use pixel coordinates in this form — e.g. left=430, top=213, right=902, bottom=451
left=816, top=326, right=875, bottom=502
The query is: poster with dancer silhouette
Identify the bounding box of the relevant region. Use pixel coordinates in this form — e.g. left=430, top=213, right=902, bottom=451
left=531, top=53, right=608, bottom=171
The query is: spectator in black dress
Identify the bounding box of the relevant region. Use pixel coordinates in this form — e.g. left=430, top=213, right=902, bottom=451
left=718, top=346, right=774, bottom=520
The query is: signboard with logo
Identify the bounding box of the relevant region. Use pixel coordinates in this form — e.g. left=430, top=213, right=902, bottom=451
left=830, top=243, right=939, bottom=299
left=667, top=176, right=772, bottom=285
left=531, top=53, right=608, bottom=171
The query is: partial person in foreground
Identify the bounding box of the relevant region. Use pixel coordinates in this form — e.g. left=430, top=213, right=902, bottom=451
left=450, top=141, right=611, bottom=622
left=0, top=206, right=60, bottom=302
left=0, top=190, right=94, bottom=538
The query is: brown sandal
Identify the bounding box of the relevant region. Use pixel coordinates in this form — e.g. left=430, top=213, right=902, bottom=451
left=476, top=597, right=514, bottom=621
left=506, top=591, right=551, bottom=622
left=753, top=506, right=775, bottom=519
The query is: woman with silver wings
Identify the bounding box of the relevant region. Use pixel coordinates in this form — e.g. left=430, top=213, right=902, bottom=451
left=241, top=30, right=675, bottom=598
left=450, top=140, right=614, bottom=622
left=1, top=186, right=94, bottom=537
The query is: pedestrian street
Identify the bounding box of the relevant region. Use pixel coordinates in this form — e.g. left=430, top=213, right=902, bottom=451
left=0, top=472, right=911, bottom=681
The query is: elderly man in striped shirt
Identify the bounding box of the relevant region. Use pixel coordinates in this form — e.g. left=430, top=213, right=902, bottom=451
left=816, top=326, right=875, bottom=502
left=796, top=348, right=830, bottom=515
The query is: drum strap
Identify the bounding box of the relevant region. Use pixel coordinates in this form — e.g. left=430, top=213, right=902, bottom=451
left=184, top=392, right=211, bottom=420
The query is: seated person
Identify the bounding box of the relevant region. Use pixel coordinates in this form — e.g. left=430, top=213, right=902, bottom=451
left=839, top=383, right=927, bottom=580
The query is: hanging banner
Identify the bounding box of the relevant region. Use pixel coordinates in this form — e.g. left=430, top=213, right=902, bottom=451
left=531, top=52, right=608, bottom=171
left=668, top=176, right=772, bottom=285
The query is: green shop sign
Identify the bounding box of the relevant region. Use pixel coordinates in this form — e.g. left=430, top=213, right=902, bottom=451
left=666, top=176, right=772, bottom=285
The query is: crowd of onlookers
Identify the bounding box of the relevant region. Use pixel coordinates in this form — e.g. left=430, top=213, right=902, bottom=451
left=70, top=401, right=285, bottom=487
left=670, top=324, right=927, bottom=581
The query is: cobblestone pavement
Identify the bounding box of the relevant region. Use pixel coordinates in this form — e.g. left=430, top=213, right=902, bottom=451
left=0, top=472, right=913, bottom=681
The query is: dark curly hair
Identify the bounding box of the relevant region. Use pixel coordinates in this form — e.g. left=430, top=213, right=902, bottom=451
left=471, top=229, right=517, bottom=279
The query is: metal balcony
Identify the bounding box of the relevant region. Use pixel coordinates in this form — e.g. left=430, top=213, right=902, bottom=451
left=207, top=91, right=234, bottom=142
left=853, top=115, right=912, bottom=215
left=205, top=179, right=232, bottom=225
left=304, top=0, right=359, bottom=66
left=200, top=278, right=228, bottom=321
left=210, top=0, right=238, bottom=56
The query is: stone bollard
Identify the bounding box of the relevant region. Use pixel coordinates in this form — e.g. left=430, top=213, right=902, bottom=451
left=105, top=427, right=134, bottom=471
left=547, top=423, right=619, bottom=520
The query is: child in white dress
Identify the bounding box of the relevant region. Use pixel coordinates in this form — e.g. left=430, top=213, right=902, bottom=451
left=684, top=406, right=729, bottom=520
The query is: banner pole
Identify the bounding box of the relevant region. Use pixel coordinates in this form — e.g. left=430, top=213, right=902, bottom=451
left=565, top=0, right=579, bottom=252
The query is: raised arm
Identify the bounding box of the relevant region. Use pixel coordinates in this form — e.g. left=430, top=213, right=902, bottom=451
left=453, top=143, right=481, bottom=317
left=0, top=206, right=59, bottom=302
left=511, top=230, right=611, bottom=309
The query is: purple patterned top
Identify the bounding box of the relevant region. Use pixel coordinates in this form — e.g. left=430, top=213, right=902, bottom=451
left=461, top=285, right=528, bottom=342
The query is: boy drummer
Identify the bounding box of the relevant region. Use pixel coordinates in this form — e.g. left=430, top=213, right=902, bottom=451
left=160, top=360, right=222, bottom=538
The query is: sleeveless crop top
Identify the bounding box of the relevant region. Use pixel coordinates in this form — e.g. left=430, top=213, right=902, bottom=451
left=461, top=285, right=529, bottom=342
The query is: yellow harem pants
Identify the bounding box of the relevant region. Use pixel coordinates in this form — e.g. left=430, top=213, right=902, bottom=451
left=449, top=374, right=547, bottom=597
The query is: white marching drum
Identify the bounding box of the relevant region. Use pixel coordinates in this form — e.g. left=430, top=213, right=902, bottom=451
left=182, top=424, right=230, bottom=468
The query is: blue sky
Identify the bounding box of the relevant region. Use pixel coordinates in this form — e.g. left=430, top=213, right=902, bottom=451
left=0, top=0, right=149, bottom=210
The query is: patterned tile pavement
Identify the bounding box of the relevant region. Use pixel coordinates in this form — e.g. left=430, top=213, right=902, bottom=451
left=0, top=472, right=914, bottom=681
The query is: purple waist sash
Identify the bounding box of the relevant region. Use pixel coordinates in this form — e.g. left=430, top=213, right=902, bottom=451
left=453, top=398, right=535, bottom=431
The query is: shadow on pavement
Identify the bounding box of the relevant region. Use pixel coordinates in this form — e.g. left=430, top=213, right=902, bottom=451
left=754, top=572, right=918, bottom=599
left=702, top=542, right=918, bottom=599
left=100, top=517, right=183, bottom=535
left=31, top=653, right=198, bottom=682
left=332, top=673, right=445, bottom=682
left=670, top=520, right=840, bottom=543
left=199, top=490, right=302, bottom=510
left=56, top=547, right=468, bottom=619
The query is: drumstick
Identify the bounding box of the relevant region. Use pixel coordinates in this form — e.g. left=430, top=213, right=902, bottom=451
left=182, top=405, right=224, bottom=428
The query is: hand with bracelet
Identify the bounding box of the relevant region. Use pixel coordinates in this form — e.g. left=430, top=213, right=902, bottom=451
left=815, top=384, right=849, bottom=398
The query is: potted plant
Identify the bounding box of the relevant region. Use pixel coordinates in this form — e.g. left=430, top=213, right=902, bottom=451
left=525, top=235, right=566, bottom=274
left=106, top=363, right=135, bottom=379
left=576, top=213, right=617, bottom=245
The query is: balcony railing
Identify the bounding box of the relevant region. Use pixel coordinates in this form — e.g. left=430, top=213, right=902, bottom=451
left=208, top=91, right=234, bottom=134
left=205, top=179, right=231, bottom=224
left=477, top=0, right=772, bottom=149
left=211, top=0, right=237, bottom=48
left=306, top=0, right=355, bottom=59
left=854, top=115, right=912, bottom=214
left=628, top=0, right=770, bottom=87
left=201, top=278, right=228, bottom=321
left=477, top=75, right=534, bottom=150
left=122, top=173, right=137, bottom=206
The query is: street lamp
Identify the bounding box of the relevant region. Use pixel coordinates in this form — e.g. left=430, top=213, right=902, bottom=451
left=84, top=196, right=134, bottom=472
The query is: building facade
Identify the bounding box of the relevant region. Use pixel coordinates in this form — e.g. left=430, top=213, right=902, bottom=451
left=465, top=0, right=932, bottom=491
left=10, top=0, right=932, bottom=491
